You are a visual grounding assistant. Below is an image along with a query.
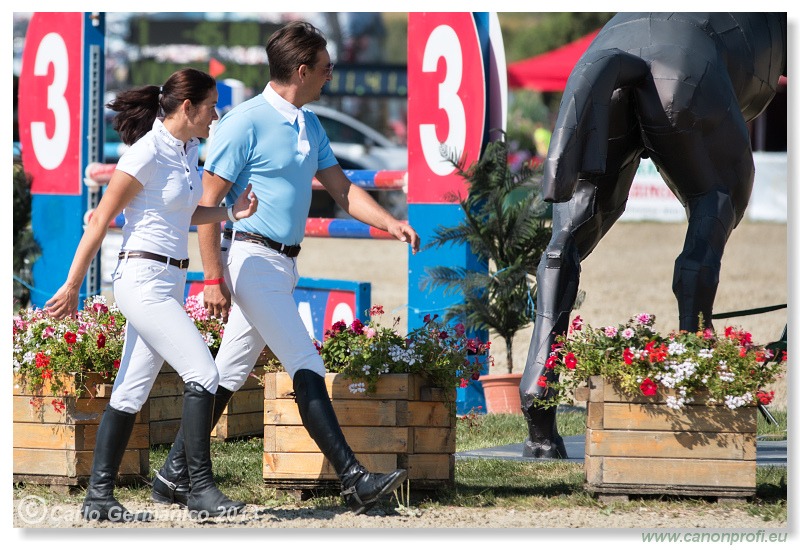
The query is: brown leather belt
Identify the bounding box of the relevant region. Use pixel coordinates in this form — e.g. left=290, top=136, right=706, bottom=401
left=223, top=229, right=301, bottom=258
left=119, top=250, right=190, bottom=269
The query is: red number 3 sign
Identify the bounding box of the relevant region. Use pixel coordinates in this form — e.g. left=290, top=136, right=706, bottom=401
left=407, top=13, right=486, bottom=204
left=19, top=12, right=83, bottom=195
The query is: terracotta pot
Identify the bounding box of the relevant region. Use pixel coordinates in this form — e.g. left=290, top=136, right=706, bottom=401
left=479, top=373, right=523, bottom=415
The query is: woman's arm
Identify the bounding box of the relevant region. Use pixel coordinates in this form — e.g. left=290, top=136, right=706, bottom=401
left=190, top=183, right=257, bottom=225
left=45, top=171, right=143, bottom=319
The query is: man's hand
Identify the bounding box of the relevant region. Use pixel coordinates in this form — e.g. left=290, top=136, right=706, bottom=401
left=203, top=281, right=232, bottom=323
left=386, top=219, right=420, bottom=254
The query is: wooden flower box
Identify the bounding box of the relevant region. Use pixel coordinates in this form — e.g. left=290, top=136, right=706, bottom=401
left=150, top=354, right=271, bottom=445
left=575, top=375, right=757, bottom=502
left=262, top=372, right=455, bottom=494
left=12, top=373, right=149, bottom=491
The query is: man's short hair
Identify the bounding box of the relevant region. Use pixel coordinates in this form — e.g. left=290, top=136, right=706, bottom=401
left=267, top=21, right=328, bottom=83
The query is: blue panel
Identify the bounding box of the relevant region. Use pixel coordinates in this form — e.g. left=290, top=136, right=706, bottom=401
left=407, top=203, right=488, bottom=415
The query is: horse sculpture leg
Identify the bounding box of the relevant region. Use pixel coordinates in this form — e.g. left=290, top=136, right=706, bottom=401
left=673, top=190, right=739, bottom=332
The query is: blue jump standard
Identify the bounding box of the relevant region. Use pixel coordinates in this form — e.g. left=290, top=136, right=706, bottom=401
left=455, top=436, right=787, bottom=467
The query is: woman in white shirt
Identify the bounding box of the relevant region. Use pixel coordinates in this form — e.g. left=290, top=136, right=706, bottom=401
left=46, top=68, right=257, bottom=522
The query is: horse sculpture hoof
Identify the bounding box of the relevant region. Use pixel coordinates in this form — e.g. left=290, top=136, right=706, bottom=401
left=522, top=437, right=568, bottom=459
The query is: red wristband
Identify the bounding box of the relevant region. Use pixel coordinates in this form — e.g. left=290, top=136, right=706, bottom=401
left=204, top=278, right=225, bottom=285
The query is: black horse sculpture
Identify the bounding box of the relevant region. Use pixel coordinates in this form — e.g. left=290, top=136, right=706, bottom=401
left=520, top=13, right=787, bottom=458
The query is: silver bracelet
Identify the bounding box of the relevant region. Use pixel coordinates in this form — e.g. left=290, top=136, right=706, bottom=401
left=227, top=205, right=238, bottom=223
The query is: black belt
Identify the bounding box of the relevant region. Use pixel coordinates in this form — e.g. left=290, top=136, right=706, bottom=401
left=119, top=250, right=190, bottom=269
left=223, top=229, right=301, bottom=258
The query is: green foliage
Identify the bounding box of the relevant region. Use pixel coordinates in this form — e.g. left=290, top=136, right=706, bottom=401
left=13, top=163, right=40, bottom=310
left=499, top=12, right=616, bottom=62
left=423, top=134, right=551, bottom=373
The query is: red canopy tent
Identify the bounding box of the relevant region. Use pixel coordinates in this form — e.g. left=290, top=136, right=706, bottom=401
left=507, top=30, right=600, bottom=92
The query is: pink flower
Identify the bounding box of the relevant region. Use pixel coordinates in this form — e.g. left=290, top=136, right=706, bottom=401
left=454, top=323, right=466, bottom=336
left=438, top=331, right=449, bottom=339
left=636, top=313, right=653, bottom=325
left=365, top=327, right=377, bottom=338
left=42, top=326, right=55, bottom=339
left=93, top=303, right=109, bottom=314
left=604, top=326, right=618, bottom=338
left=351, top=319, right=364, bottom=335
left=571, top=316, right=583, bottom=331
left=369, top=305, right=384, bottom=316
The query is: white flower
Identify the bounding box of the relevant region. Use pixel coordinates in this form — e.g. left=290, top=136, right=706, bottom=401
left=348, top=382, right=366, bottom=394
left=724, top=393, right=752, bottom=409
left=667, top=342, right=687, bottom=356
left=621, top=328, right=635, bottom=340
left=698, top=348, right=714, bottom=359
left=23, top=351, right=36, bottom=364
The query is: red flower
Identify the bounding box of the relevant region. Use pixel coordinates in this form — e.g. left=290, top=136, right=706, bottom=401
left=564, top=352, right=577, bottom=370
left=639, top=378, right=658, bottom=396
left=545, top=355, right=558, bottom=370
left=369, top=305, right=385, bottom=316
left=113, top=359, right=121, bottom=370
left=623, top=347, right=635, bottom=365
left=350, top=319, right=364, bottom=335
left=739, top=346, right=747, bottom=358
left=757, top=390, right=774, bottom=405
left=35, top=352, right=50, bottom=369
left=330, top=320, right=347, bottom=334
left=454, top=323, right=465, bottom=336
left=51, top=399, right=66, bottom=414
left=537, top=375, right=548, bottom=388
left=459, top=378, right=469, bottom=388
left=41, top=369, right=53, bottom=380
left=438, top=331, right=449, bottom=339
left=571, top=315, right=583, bottom=331
left=93, top=303, right=109, bottom=314
left=471, top=370, right=481, bottom=380
left=64, top=331, right=77, bottom=344
left=96, top=332, right=106, bottom=349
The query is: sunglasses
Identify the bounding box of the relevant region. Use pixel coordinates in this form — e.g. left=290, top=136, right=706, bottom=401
left=321, top=63, right=334, bottom=77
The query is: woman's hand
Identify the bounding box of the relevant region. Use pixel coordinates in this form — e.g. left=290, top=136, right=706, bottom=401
left=232, top=183, right=258, bottom=220
left=44, top=283, right=80, bottom=320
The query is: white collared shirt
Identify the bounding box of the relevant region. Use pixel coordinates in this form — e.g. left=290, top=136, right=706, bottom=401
left=115, top=118, right=203, bottom=259
left=262, top=82, right=301, bottom=125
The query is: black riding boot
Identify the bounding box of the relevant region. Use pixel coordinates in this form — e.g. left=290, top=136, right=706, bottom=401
left=522, top=404, right=568, bottom=459
left=293, top=369, right=407, bottom=514
left=151, top=386, right=235, bottom=507
left=182, top=382, right=246, bottom=517
left=82, top=406, right=152, bottom=522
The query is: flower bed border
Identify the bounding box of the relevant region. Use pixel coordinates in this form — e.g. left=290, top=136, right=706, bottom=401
left=576, top=375, right=757, bottom=501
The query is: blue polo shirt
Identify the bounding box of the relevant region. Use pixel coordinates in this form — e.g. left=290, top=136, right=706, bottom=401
left=204, top=91, right=337, bottom=245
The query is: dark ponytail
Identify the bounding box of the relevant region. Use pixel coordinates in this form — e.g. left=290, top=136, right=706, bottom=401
left=106, top=68, right=216, bottom=145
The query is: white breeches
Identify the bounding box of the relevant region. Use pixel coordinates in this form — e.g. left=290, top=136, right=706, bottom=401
left=214, top=237, right=326, bottom=392
left=109, top=257, right=219, bottom=413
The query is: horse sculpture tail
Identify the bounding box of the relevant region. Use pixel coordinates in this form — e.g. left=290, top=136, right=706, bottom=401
left=543, top=48, right=650, bottom=203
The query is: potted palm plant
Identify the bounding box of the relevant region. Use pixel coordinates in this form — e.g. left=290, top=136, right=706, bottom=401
left=422, top=133, right=553, bottom=414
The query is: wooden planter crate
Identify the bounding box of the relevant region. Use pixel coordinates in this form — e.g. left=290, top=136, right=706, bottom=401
left=575, top=375, right=757, bottom=501
left=263, top=372, right=456, bottom=493
left=12, top=373, right=149, bottom=491
left=149, top=356, right=270, bottom=445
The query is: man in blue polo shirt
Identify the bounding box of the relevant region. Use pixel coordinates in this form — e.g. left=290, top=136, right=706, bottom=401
left=152, top=21, right=419, bottom=515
